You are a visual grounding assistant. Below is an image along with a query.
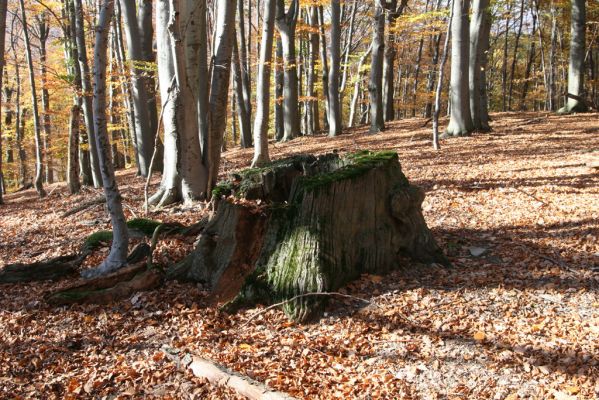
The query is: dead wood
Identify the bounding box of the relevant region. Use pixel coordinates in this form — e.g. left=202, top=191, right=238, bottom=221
left=161, top=346, right=296, bottom=400
left=61, top=195, right=106, bottom=218
left=0, top=253, right=85, bottom=284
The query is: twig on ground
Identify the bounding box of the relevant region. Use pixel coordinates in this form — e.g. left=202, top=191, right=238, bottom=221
left=61, top=196, right=105, bottom=218
left=241, top=292, right=378, bottom=328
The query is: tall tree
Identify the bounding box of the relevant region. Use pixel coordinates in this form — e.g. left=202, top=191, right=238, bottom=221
left=83, top=0, right=129, bottom=278
left=444, top=0, right=474, bottom=137
left=0, top=0, right=6, bottom=204
left=369, top=1, right=386, bottom=133
left=119, top=0, right=156, bottom=176
left=35, top=13, right=53, bottom=183
left=275, top=0, right=300, bottom=140
left=558, top=0, right=588, bottom=114
left=327, top=0, right=342, bottom=137
left=73, top=0, right=102, bottom=186
left=251, top=0, right=276, bottom=167
left=19, top=0, right=46, bottom=197
left=469, top=0, right=491, bottom=131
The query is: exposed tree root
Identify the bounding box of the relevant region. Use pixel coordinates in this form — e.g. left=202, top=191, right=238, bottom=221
left=0, top=253, right=85, bottom=284
left=45, top=244, right=163, bottom=305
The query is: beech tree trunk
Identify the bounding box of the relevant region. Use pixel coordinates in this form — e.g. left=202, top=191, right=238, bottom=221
left=0, top=0, right=5, bottom=203
left=82, top=0, right=129, bottom=279
left=73, top=0, right=102, bottom=187
left=206, top=0, right=237, bottom=194
left=445, top=0, right=474, bottom=137
left=327, top=0, right=342, bottom=137
left=67, top=105, right=81, bottom=194
left=36, top=13, right=53, bottom=184
left=558, top=0, right=588, bottom=114
left=469, top=0, right=491, bottom=131
left=369, top=2, right=385, bottom=133
left=19, top=0, right=46, bottom=197
left=251, top=0, right=276, bottom=167
left=170, top=151, right=449, bottom=322
left=275, top=0, right=300, bottom=141
left=119, top=0, right=155, bottom=177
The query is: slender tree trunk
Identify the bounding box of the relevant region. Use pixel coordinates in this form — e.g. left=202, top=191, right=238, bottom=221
left=548, top=1, right=557, bottom=110
left=119, top=0, right=154, bottom=176
left=445, top=0, right=473, bottom=137
left=507, top=0, right=525, bottom=110
left=233, top=37, right=252, bottom=148
left=349, top=44, right=372, bottom=127
left=305, top=5, right=320, bottom=135
left=274, top=38, right=284, bottom=141
left=433, top=0, right=453, bottom=148
left=0, top=0, right=6, bottom=203
left=67, top=105, right=81, bottom=194
left=206, top=0, right=237, bottom=194
left=275, top=0, right=300, bottom=140
left=236, top=0, right=252, bottom=128
left=328, top=0, right=342, bottom=137
left=520, top=5, right=537, bottom=110
left=19, top=0, right=46, bottom=197
left=412, top=34, right=426, bottom=117
left=83, top=0, right=129, bottom=278
left=37, top=14, right=53, bottom=184
left=425, top=0, right=445, bottom=118
left=251, top=0, right=276, bottom=167
left=559, top=0, right=587, bottom=113
left=137, top=0, right=160, bottom=164
left=318, top=6, right=330, bottom=131
left=14, top=61, right=27, bottom=186
left=469, top=0, right=491, bottom=131
left=369, top=2, right=385, bottom=133
left=501, top=0, right=513, bottom=111
left=73, top=0, right=102, bottom=187
left=149, top=0, right=181, bottom=207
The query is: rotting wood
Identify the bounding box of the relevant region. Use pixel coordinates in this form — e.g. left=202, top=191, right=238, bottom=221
left=161, top=346, right=296, bottom=400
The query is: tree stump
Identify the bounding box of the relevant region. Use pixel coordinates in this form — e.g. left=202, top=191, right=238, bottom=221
left=170, top=151, right=449, bottom=322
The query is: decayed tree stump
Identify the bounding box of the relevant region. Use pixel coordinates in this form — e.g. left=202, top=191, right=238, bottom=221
left=170, top=151, right=449, bottom=322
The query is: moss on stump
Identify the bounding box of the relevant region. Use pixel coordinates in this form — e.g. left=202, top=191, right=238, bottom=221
left=172, top=151, right=449, bottom=322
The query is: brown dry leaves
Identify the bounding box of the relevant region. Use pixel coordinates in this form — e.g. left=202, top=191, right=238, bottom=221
left=0, top=112, right=598, bottom=399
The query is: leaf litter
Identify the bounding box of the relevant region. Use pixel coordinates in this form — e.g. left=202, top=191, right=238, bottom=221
left=0, top=112, right=597, bottom=399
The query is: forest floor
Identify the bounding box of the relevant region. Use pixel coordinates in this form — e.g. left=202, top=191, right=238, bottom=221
left=0, top=112, right=598, bottom=399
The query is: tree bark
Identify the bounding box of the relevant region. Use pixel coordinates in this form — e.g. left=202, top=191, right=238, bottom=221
left=327, top=0, right=342, bottom=137
left=118, top=0, right=155, bottom=177
left=19, top=0, right=46, bottom=197
left=251, top=0, right=276, bottom=167
left=82, top=0, right=129, bottom=279
left=445, top=0, right=474, bottom=137
left=36, top=13, right=53, bottom=184
left=469, top=0, right=491, bottom=131
left=67, top=105, right=81, bottom=194
left=275, top=0, right=301, bottom=141
left=172, top=152, right=449, bottom=322
left=73, top=0, right=102, bottom=187
left=233, top=36, right=252, bottom=149
left=507, top=0, right=525, bottom=111
left=0, top=0, right=6, bottom=204
left=369, top=2, right=386, bottom=133
left=206, top=0, right=237, bottom=194
left=433, top=0, right=453, bottom=149
left=558, top=0, right=588, bottom=114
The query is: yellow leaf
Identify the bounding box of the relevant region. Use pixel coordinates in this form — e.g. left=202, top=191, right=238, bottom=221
left=473, top=331, right=486, bottom=341
left=565, top=386, right=580, bottom=395
left=239, top=343, right=252, bottom=351
left=551, top=389, right=577, bottom=400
